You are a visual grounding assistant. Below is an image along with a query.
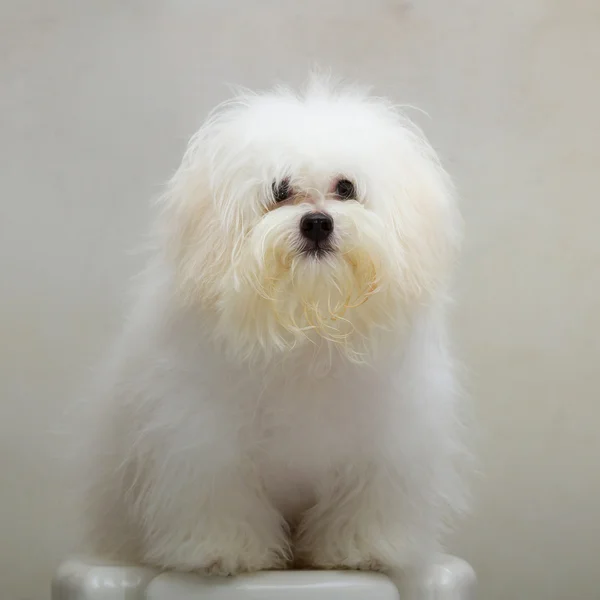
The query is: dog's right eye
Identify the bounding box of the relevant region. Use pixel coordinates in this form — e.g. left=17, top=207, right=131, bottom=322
left=272, top=179, right=292, bottom=203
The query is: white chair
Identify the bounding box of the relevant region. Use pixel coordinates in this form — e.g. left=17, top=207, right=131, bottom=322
left=52, top=554, right=475, bottom=599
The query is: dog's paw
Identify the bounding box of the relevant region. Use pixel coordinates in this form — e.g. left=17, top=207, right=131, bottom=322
left=294, top=521, right=410, bottom=573
left=145, top=543, right=290, bottom=575
left=295, top=542, right=387, bottom=572
left=295, top=551, right=385, bottom=572
left=194, top=549, right=290, bottom=576
left=140, top=495, right=292, bottom=576
left=142, top=521, right=291, bottom=576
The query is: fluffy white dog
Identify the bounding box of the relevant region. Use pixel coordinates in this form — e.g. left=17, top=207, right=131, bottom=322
left=78, top=75, right=468, bottom=584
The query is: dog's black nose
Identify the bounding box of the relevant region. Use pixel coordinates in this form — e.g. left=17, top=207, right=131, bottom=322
left=300, top=213, right=334, bottom=242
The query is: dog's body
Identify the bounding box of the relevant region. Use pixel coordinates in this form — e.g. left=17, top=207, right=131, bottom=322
left=79, top=77, right=468, bottom=581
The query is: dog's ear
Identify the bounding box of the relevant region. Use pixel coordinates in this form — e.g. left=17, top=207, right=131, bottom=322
left=384, top=125, right=462, bottom=302
left=158, top=128, right=242, bottom=310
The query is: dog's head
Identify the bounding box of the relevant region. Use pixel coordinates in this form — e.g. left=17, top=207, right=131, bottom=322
left=161, top=77, right=460, bottom=363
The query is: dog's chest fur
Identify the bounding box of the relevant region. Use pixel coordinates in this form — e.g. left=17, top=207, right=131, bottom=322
left=244, top=354, right=393, bottom=521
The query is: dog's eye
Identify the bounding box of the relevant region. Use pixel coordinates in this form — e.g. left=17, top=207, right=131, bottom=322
left=335, top=179, right=355, bottom=200
left=272, top=179, right=292, bottom=203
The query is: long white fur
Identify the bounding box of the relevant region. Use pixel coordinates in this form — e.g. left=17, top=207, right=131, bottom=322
left=77, top=75, right=469, bottom=584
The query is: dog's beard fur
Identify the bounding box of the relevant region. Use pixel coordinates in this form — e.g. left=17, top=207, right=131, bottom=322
left=217, top=202, right=406, bottom=364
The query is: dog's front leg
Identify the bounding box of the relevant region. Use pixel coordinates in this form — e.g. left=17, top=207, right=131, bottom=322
left=135, top=451, right=290, bottom=575
left=294, top=458, right=439, bottom=578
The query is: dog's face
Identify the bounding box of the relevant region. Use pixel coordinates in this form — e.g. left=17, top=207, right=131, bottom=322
left=162, top=79, right=460, bottom=363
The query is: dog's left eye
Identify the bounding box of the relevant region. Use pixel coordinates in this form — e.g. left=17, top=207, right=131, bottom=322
left=272, top=179, right=292, bottom=203
left=335, top=179, right=356, bottom=200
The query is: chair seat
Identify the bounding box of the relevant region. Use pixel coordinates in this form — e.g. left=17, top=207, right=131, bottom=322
left=52, top=554, right=475, bottom=600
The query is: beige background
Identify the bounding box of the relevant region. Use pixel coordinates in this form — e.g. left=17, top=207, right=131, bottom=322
left=1, top=1, right=599, bottom=599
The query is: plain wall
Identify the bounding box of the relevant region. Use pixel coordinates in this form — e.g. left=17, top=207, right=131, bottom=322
left=1, top=1, right=599, bottom=599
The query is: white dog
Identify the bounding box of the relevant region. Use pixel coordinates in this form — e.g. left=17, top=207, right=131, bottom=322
left=78, top=75, right=468, bottom=584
